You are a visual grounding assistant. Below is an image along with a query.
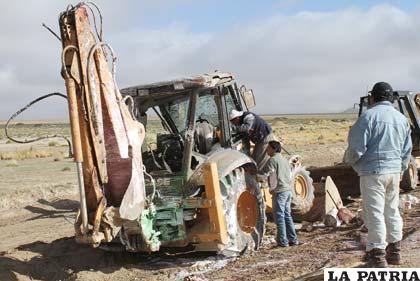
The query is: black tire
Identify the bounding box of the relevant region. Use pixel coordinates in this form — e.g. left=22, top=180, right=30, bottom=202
left=218, top=168, right=266, bottom=256
left=401, top=156, right=418, bottom=191
left=291, top=166, right=315, bottom=220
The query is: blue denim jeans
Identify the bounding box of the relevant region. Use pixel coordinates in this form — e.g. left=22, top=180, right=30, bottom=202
left=272, top=191, right=298, bottom=246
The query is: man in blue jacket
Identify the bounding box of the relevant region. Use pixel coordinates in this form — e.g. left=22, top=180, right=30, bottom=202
left=345, top=82, right=412, bottom=267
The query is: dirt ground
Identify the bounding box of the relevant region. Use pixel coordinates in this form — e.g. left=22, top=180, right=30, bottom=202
left=0, top=116, right=419, bottom=281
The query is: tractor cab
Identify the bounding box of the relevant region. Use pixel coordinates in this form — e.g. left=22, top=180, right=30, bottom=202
left=121, top=72, right=256, bottom=180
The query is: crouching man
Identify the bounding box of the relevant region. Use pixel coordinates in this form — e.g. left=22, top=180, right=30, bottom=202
left=229, top=109, right=276, bottom=169
left=344, top=82, right=412, bottom=267
left=259, top=140, right=300, bottom=247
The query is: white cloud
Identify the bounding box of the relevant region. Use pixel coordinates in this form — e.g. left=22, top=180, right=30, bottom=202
left=1, top=3, right=420, bottom=119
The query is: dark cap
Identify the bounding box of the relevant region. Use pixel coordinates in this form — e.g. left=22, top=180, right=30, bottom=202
left=369, top=82, right=393, bottom=98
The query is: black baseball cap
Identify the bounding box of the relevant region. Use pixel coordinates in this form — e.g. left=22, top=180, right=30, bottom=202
left=369, top=82, right=393, bottom=97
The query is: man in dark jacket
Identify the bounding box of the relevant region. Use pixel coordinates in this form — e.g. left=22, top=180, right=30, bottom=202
left=230, top=109, right=276, bottom=168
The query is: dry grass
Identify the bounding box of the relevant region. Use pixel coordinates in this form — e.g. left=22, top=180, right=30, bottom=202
left=268, top=115, right=356, bottom=146
left=5, top=160, right=18, bottom=167
left=48, top=141, right=59, bottom=147
left=139, top=114, right=357, bottom=149
left=0, top=149, right=56, bottom=161
left=0, top=123, right=70, bottom=140
left=0, top=115, right=357, bottom=157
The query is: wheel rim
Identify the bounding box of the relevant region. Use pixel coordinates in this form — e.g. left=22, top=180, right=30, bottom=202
left=294, top=174, right=308, bottom=199
left=237, top=191, right=258, bottom=234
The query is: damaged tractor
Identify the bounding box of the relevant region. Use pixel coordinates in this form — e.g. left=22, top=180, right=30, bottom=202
left=58, top=3, right=314, bottom=255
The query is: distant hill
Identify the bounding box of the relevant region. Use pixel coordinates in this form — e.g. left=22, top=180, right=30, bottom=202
left=341, top=107, right=358, bottom=114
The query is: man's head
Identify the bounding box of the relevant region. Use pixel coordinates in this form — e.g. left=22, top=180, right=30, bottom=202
left=229, top=110, right=243, bottom=126
left=266, top=140, right=281, bottom=156
left=369, top=82, right=394, bottom=103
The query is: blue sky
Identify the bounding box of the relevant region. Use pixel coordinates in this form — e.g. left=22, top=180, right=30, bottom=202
left=139, top=0, right=420, bottom=32
left=3, top=1, right=420, bottom=118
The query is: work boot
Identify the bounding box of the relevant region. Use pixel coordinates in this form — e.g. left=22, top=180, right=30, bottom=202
left=386, top=241, right=402, bottom=265
left=364, top=248, right=388, bottom=268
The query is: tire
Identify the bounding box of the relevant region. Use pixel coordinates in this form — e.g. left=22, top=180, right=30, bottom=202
left=401, top=156, right=418, bottom=191
left=291, top=166, right=315, bottom=220
left=218, top=168, right=266, bottom=256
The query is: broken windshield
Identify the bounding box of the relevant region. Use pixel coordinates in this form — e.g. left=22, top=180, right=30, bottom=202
left=195, top=91, right=219, bottom=127
left=164, top=96, right=190, bottom=132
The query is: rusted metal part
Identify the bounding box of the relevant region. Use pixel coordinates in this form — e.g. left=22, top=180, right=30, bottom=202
left=184, top=149, right=255, bottom=195
left=121, top=72, right=235, bottom=99
left=62, top=50, right=83, bottom=162
left=73, top=7, right=108, bottom=184
left=70, top=5, right=146, bottom=209
left=59, top=4, right=146, bottom=245
left=59, top=9, right=104, bottom=218
left=93, top=196, right=107, bottom=233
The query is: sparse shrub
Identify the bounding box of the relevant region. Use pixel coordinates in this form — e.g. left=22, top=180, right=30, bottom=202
left=0, top=150, right=53, bottom=161
left=299, top=126, right=304, bottom=131
left=62, top=166, right=71, bottom=172
left=15, top=122, right=25, bottom=126
left=48, top=141, right=58, bottom=147
left=54, top=157, right=61, bottom=162
left=5, top=140, right=12, bottom=144
left=5, top=160, right=18, bottom=167
left=273, top=117, right=288, bottom=122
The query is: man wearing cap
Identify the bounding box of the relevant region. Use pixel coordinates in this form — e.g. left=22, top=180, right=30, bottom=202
left=230, top=109, right=275, bottom=168
left=344, top=82, right=412, bottom=267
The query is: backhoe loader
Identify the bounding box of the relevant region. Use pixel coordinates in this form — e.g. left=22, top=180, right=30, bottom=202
left=59, top=2, right=314, bottom=255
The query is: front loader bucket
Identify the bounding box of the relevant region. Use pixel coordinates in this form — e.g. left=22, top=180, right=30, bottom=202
left=299, top=176, right=343, bottom=222
left=308, top=164, right=360, bottom=199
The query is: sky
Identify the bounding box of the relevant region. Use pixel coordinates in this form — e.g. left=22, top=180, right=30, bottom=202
left=2, top=0, right=420, bottom=120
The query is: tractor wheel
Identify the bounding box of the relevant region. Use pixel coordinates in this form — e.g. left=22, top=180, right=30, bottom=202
left=291, top=166, right=314, bottom=220
left=401, top=156, right=418, bottom=191
left=218, top=168, right=266, bottom=256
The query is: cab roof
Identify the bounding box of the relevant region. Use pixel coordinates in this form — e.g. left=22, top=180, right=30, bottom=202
left=120, top=72, right=235, bottom=101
